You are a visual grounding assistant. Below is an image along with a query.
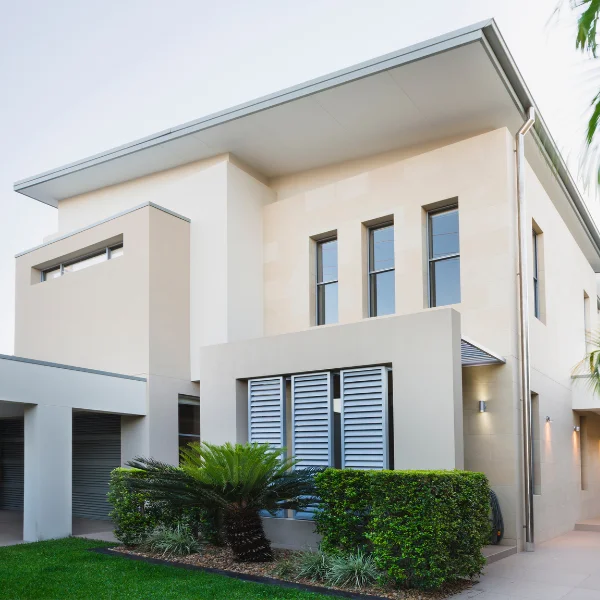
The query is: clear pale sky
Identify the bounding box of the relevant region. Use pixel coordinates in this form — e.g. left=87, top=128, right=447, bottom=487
left=0, top=0, right=594, bottom=354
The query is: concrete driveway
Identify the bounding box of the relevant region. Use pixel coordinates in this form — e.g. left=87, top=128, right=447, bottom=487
left=456, top=530, right=600, bottom=599
left=0, top=510, right=116, bottom=546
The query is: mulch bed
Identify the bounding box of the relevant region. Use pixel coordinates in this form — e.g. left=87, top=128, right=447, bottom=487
left=108, top=544, right=474, bottom=599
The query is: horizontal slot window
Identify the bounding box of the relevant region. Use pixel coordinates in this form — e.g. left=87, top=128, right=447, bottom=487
left=41, top=244, right=123, bottom=282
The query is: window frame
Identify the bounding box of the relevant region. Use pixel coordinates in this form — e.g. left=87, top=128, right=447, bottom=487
left=427, top=204, right=460, bottom=307
left=315, top=236, right=338, bottom=326
left=178, top=395, right=200, bottom=456
left=533, top=230, right=540, bottom=319
left=367, top=222, right=395, bottom=318
left=41, top=243, right=123, bottom=282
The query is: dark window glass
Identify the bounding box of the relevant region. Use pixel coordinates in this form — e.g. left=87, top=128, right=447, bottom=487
left=370, top=226, right=395, bottom=272
left=430, top=210, right=459, bottom=258
left=368, top=224, right=395, bottom=317
left=370, top=270, right=395, bottom=316
left=178, top=399, right=200, bottom=456
left=317, top=281, right=338, bottom=325
left=317, top=239, right=338, bottom=283
left=532, top=230, right=540, bottom=319
left=428, top=207, right=460, bottom=307
left=316, top=238, right=338, bottom=325
left=430, top=257, right=461, bottom=307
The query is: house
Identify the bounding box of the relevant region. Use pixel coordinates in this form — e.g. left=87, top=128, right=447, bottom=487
left=1, top=19, right=599, bottom=551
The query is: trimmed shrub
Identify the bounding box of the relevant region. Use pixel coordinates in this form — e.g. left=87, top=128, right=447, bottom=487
left=315, top=469, right=490, bottom=590
left=108, top=467, right=222, bottom=546
left=313, top=469, right=372, bottom=553
left=143, top=523, right=203, bottom=557
left=108, top=468, right=156, bottom=545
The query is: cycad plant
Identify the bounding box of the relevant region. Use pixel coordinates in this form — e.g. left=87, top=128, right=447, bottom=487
left=127, top=442, right=319, bottom=562
left=573, top=330, right=600, bottom=395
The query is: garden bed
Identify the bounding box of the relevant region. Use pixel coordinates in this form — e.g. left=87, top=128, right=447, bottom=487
left=108, top=544, right=474, bottom=599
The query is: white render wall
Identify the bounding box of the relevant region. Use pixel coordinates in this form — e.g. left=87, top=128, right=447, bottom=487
left=199, top=309, right=464, bottom=471
left=0, top=355, right=147, bottom=541
left=53, top=156, right=275, bottom=381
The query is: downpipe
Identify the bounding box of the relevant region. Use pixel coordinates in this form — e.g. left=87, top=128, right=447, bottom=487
left=516, top=107, right=536, bottom=552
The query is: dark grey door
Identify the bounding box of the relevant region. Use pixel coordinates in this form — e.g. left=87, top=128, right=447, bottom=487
left=0, top=418, right=24, bottom=511
left=72, top=413, right=121, bottom=520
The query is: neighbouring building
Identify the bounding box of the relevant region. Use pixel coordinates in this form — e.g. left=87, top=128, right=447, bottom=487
left=2, top=19, right=600, bottom=551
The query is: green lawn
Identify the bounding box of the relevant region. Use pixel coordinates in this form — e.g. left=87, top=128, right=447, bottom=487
left=0, top=538, right=331, bottom=600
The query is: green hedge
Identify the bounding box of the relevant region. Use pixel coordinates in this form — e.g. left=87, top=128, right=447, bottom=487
left=108, top=468, right=222, bottom=546
left=314, top=469, right=490, bottom=590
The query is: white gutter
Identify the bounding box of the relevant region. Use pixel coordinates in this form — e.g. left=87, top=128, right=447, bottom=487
left=516, top=107, right=536, bottom=552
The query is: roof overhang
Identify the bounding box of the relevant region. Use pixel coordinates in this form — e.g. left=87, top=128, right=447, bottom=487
left=13, top=19, right=600, bottom=270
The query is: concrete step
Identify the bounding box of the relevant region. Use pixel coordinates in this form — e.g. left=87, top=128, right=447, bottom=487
left=575, top=518, right=600, bottom=532
left=483, top=544, right=517, bottom=564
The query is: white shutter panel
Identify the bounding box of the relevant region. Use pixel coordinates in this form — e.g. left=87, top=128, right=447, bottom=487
left=248, top=377, right=286, bottom=448
left=341, top=366, right=389, bottom=470
left=291, top=372, right=334, bottom=468
left=292, top=371, right=333, bottom=520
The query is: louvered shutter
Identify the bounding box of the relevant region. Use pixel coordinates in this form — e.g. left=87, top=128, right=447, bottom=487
left=248, top=377, right=286, bottom=448
left=292, top=372, right=333, bottom=520
left=72, top=413, right=121, bottom=520
left=248, top=377, right=286, bottom=518
left=341, top=367, right=389, bottom=470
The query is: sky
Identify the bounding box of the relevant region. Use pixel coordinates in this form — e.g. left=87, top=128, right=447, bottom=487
left=0, top=0, right=595, bottom=354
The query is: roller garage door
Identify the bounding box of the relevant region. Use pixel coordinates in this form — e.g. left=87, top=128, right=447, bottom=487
left=0, top=418, right=24, bottom=511
left=72, top=413, right=121, bottom=520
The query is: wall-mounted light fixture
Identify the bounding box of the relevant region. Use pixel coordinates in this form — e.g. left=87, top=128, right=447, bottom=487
left=574, top=426, right=581, bottom=432
left=478, top=401, right=487, bottom=413
left=545, top=416, right=553, bottom=423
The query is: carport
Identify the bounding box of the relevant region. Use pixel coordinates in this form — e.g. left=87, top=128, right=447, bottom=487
left=0, top=354, right=146, bottom=543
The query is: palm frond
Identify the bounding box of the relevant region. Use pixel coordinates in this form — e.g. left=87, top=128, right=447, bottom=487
left=572, top=329, right=600, bottom=396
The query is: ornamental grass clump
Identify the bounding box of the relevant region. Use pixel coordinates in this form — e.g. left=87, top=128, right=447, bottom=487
left=295, top=549, right=332, bottom=582
left=127, top=442, right=320, bottom=563
left=143, top=523, right=202, bottom=557
left=325, top=550, right=380, bottom=589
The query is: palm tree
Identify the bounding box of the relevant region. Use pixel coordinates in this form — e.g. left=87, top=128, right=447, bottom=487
left=126, top=442, right=320, bottom=562
left=571, top=1, right=600, bottom=183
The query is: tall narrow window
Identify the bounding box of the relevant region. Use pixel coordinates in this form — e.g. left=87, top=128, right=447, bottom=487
left=584, top=292, right=591, bottom=354
left=428, top=206, right=460, bottom=307
left=316, top=238, right=338, bottom=325
left=178, top=395, right=200, bottom=455
left=532, top=393, right=541, bottom=495
left=533, top=230, right=540, bottom=319
left=368, top=223, right=395, bottom=317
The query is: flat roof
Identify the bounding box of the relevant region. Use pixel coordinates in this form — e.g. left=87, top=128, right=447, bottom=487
left=13, top=19, right=600, bottom=270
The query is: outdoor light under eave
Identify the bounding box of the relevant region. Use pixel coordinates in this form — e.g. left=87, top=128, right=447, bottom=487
left=546, top=416, right=553, bottom=423
left=574, top=426, right=581, bottom=432
left=478, top=401, right=487, bottom=413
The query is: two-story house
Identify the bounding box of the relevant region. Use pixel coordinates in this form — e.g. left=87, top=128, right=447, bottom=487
left=2, top=19, right=600, bottom=551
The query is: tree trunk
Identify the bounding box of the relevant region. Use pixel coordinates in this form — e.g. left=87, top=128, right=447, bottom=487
left=224, top=508, right=273, bottom=562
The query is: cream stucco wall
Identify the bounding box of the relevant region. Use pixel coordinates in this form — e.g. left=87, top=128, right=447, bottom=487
left=524, top=157, right=600, bottom=543
left=55, top=155, right=275, bottom=381
left=264, top=128, right=517, bottom=357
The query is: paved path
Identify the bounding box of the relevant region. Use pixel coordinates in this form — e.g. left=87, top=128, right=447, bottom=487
left=456, top=530, right=600, bottom=599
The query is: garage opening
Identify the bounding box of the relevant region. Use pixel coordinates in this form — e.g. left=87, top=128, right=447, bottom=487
left=72, top=412, right=121, bottom=521
left=0, top=418, right=24, bottom=511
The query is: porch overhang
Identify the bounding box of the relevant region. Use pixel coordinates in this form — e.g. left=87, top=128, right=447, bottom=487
left=461, top=337, right=506, bottom=367
left=0, top=354, right=147, bottom=415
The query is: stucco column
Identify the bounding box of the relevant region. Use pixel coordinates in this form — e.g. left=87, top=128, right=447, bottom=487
left=23, top=404, right=72, bottom=542
left=392, top=309, right=464, bottom=470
